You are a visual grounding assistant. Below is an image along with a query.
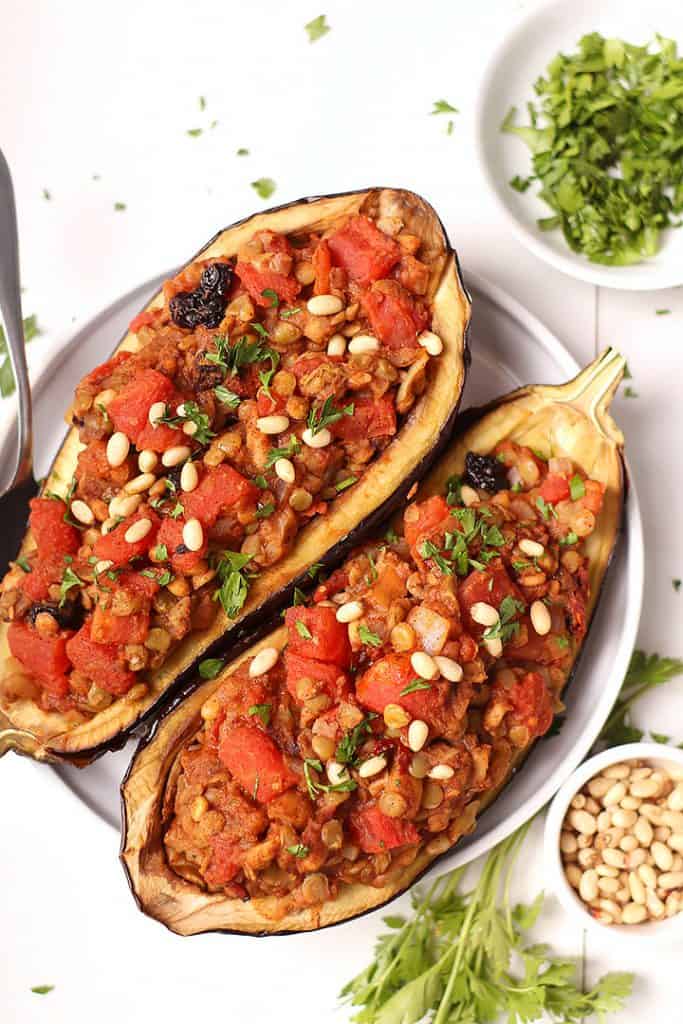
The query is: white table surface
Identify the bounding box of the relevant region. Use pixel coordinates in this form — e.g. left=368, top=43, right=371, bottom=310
left=1, top=1, right=682, bottom=1021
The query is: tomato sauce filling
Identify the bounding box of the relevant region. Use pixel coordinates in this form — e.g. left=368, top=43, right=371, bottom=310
left=163, top=444, right=604, bottom=918
left=0, top=208, right=440, bottom=718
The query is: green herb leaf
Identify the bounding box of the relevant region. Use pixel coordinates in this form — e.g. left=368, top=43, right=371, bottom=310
left=431, top=99, right=458, bottom=115
left=265, top=437, right=301, bottom=468
left=673, top=578, right=681, bottom=592
left=569, top=474, right=585, bottom=501
left=199, top=658, right=224, bottom=680
left=0, top=314, right=42, bottom=399
left=624, top=386, right=638, bottom=399
left=42, top=188, right=51, bottom=200
left=31, top=985, right=54, bottom=995
left=248, top=703, right=272, bottom=726
left=236, top=147, right=249, bottom=156
left=601, top=650, right=683, bottom=747
left=114, top=201, right=126, bottom=211
left=58, top=567, right=83, bottom=607
left=286, top=843, right=309, bottom=858
left=261, top=288, right=279, bottom=308
left=152, top=544, right=168, bottom=561
left=255, top=502, right=275, bottom=519
left=295, top=619, right=312, bottom=640
left=15, top=556, right=31, bottom=572
left=280, top=307, right=301, bottom=319
left=213, top=550, right=254, bottom=619
left=359, top=625, right=382, bottom=648
left=305, top=14, right=330, bottom=43
left=187, top=128, right=202, bottom=138
left=307, top=396, right=354, bottom=435
left=335, top=476, right=357, bottom=492
left=656, top=308, right=671, bottom=315
left=214, top=385, right=241, bottom=409
left=335, top=714, right=377, bottom=765
left=251, top=178, right=276, bottom=200
left=399, top=678, right=431, bottom=696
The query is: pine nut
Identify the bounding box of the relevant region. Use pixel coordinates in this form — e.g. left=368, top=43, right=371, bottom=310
left=651, top=841, right=674, bottom=872
left=628, top=871, right=646, bottom=904
left=428, top=763, right=455, bottom=781
left=470, top=601, right=498, bottom=627
left=289, top=488, right=313, bottom=512
left=579, top=869, right=598, bottom=902
left=138, top=449, right=158, bottom=473
left=256, top=414, right=290, bottom=435
left=612, top=808, right=638, bottom=829
left=568, top=809, right=597, bottom=835
left=248, top=647, right=280, bottom=678
left=94, top=559, right=113, bottom=575
left=620, top=835, right=638, bottom=852
left=668, top=785, right=683, bottom=812
left=519, top=537, right=544, bottom=558
left=530, top=599, right=551, bottom=636
left=484, top=637, right=503, bottom=658
left=109, top=493, right=142, bottom=518
left=658, top=871, right=683, bottom=890
left=565, top=864, right=582, bottom=888
left=577, top=833, right=592, bottom=849
left=274, top=457, right=295, bottom=483
left=434, top=656, right=463, bottom=682
left=460, top=484, right=479, bottom=507
left=662, top=809, right=683, bottom=832
left=307, top=294, right=343, bottom=316
left=596, top=864, right=619, bottom=878
left=597, top=810, right=613, bottom=831
left=326, top=761, right=349, bottom=786
left=125, top=517, right=152, bottom=544
left=106, top=431, right=131, bottom=468
left=326, top=333, right=347, bottom=357
left=409, top=752, right=429, bottom=779
left=646, top=891, right=666, bottom=918
left=602, top=848, right=626, bottom=869
left=571, top=793, right=587, bottom=810
left=162, top=445, right=191, bottom=467
left=125, top=472, right=156, bottom=495
left=70, top=499, right=94, bottom=525
left=597, top=876, right=619, bottom=894
left=302, top=427, right=332, bottom=449
left=148, top=401, right=166, bottom=426
left=603, top=763, right=629, bottom=779
left=587, top=776, right=612, bottom=799
left=626, top=849, right=647, bottom=870
left=410, top=651, right=438, bottom=680
left=639, top=803, right=664, bottom=825
left=336, top=600, right=363, bottom=623
left=667, top=833, right=683, bottom=852
left=101, top=517, right=118, bottom=535
left=182, top=518, right=203, bottom=552
left=94, top=387, right=116, bottom=408
left=603, top=781, right=627, bottom=806
left=633, top=816, right=654, bottom=846
left=180, top=461, right=199, bottom=493
left=358, top=755, right=387, bottom=779
left=630, top=777, right=661, bottom=799
left=630, top=765, right=652, bottom=779
left=348, top=333, right=380, bottom=356
left=666, top=893, right=681, bottom=916
left=408, top=719, right=429, bottom=752
left=585, top=797, right=600, bottom=815
left=622, top=902, right=647, bottom=924
left=417, top=330, right=443, bottom=356
left=598, top=898, right=622, bottom=919
left=616, top=887, right=630, bottom=904
left=578, top=848, right=600, bottom=869
left=620, top=795, right=641, bottom=811
left=638, top=863, right=658, bottom=889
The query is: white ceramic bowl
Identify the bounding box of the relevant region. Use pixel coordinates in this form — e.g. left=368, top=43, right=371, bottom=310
left=544, top=743, right=683, bottom=944
left=475, top=0, right=683, bottom=290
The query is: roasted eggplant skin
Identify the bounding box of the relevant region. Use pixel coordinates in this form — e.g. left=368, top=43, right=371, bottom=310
left=120, top=349, right=626, bottom=936
left=0, top=187, right=470, bottom=765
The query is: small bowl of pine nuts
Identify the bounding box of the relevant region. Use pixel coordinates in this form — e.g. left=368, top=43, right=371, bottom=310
left=544, top=743, right=683, bottom=941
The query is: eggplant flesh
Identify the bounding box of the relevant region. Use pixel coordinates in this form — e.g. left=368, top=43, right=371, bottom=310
left=0, top=187, right=470, bottom=765
left=120, top=349, right=626, bottom=936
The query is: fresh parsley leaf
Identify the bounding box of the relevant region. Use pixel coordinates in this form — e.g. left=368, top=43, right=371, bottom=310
left=114, top=201, right=126, bottom=211
left=214, top=385, right=241, bottom=409
left=251, top=178, right=276, bottom=200
left=236, top=147, right=249, bottom=156
left=286, top=843, right=309, bottom=858
left=261, top=288, right=279, bottom=308
left=650, top=731, right=671, bottom=744
left=255, top=502, right=275, bottom=519
left=280, top=307, right=301, bottom=319
left=198, top=96, right=206, bottom=111
left=359, top=625, right=382, bottom=648
left=656, top=308, right=671, bottom=315
left=58, top=567, right=82, bottom=607
left=673, top=578, right=681, bottom=592
left=335, top=714, right=377, bottom=766
left=265, top=437, right=301, bottom=468
left=42, top=188, right=51, bottom=200
left=159, top=400, right=215, bottom=444
left=15, top=556, right=31, bottom=572
left=483, top=595, right=525, bottom=644
left=213, top=550, right=254, bottom=619
left=569, top=474, right=585, bottom=500
left=253, top=475, right=268, bottom=490
left=560, top=531, right=579, bottom=546
left=384, top=527, right=399, bottom=544
left=420, top=539, right=452, bottom=576
left=535, top=495, right=554, bottom=520
left=509, top=174, right=532, bottom=192
left=623, top=386, right=638, bottom=398
left=399, top=678, right=431, bottom=696
left=305, top=14, right=330, bottom=43
left=199, top=658, right=224, bottom=680
left=601, top=650, right=683, bottom=747
left=187, top=127, right=202, bottom=138
left=431, top=99, right=458, bottom=115
left=295, top=619, right=312, bottom=640
left=335, top=476, right=357, bottom=492
left=169, top=502, right=184, bottom=519
left=307, top=396, right=354, bottom=435
left=152, top=544, right=168, bottom=561
left=292, top=587, right=307, bottom=606
left=31, top=985, right=54, bottom=995
left=307, top=562, right=324, bottom=579
left=248, top=703, right=272, bottom=726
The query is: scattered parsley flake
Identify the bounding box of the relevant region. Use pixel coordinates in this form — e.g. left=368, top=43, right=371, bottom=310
left=623, top=386, right=638, bottom=398
left=248, top=703, right=272, bottom=726
left=569, top=474, right=585, bottom=501
left=399, top=678, right=431, bottom=696
left=673, top=578, right=681, bottom=593
left=656, top=309, right=671, bottom=315
left=261, top=288, right=279, bottom=308
left=187, top=128, right=202, bottom=138
left=214, top=384, right=241, bottom=409
left=31, top=986, right=54, bottom=996
left=199, top=658, right=224, bottom=680
left=236, top=147, right=249, bottom=156
left=198, top=96, right=206, bottom=111
left=42, top=188, right=51, bottom=200
left=305, top=14, right=330, bottom=43
left=307, top=396, right=354, bottom=435
left=359, top=625, right=382, bottom=648
left=295, top=619, right=312, bottom=640
left=114, top=201, right=126, bottom=211
left=335, top=476, right=357, bottom=492
left=431, top=99, right=459, bottom=115
left=0, top=314, right=42, bottom=398
left=58, top=567, right=82, bottom=607
left=213, top=550, right=254, bottom=619
left=251, top=178, right=276, bottom=200
left=286, top=843, right=309, bottom=858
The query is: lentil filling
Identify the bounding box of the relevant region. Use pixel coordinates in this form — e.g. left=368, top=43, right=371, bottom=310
left=0, top=209, right=442, bottom=717
left=163, top=444, right=604, bottom=919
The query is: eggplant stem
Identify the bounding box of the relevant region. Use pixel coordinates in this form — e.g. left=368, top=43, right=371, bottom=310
left=558, top=347, right=625, bottom=443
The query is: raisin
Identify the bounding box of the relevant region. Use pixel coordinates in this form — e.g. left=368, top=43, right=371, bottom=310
left=194, top=360, right=225, bottom=392
left=464, top=451, right=508, bottom=493
left=169, top=261, right=233, bottom=330
left=27, top=600, right=84, bottom=632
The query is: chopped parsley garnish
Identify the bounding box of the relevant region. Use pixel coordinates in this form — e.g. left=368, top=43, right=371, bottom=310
left=303, top=758, right=357, bottom=799
left=560, top=531, right=579, bottom=546
left=186, top=128, right=202, bottom=138
left=261, top=288, right=279, bottom=308
left=213, top=551, right=254, bottom=619
left=114, top=201, right=126, bottom=211
left=236, top=147, right=249, bottom=156
left=198, top=658, right=225, bottom=680
left=420, top=539, right=453, bottom=576
left=208, top=335, right=279, bottom=382
left=292, top=587, right=307, bottom=606
left=502, top=32, right=683, bottom=266
left=159, top=400, right=215, bottom=444
left=569, top=474, right=585, bottom=501
left=280, top=307, right=301, bottom=319
left=305, top=14, right=330, bottom=43
left=253, top=475, right=268, bottom=490
left=255, top=502, right=275, bottom=519
left=483, top=595, right=525, bottom=644
left=214, top=384, right=241, bottom=409
left=336, top=714, right=377, bottom=766
left=286, top=843, right=309, bottom=858
left=295, top=619, right=312, bottom=640
left=335, top=476, right=357, bottom=492
left=42, top=188, right=51, bottom=200
left=307, top=562, right=324, bottom=579
left=265, top=437, right=301, bottom=468
left=359, top=625, right=382, bottom=648
left=400, top=678, right=431, bottom=697
left=384, top=526, right=399, bottom=544
left=31, top=986, right=54, bottom=996
left=656, top=309, right=671, bottom=316
left=673, top=578, right=681, bottom=593
left=15, top=556, right=31, bottom=572
left=307, top=396, right=354, bottom=435
left=431, top=99, right=459, bottom=116
left=535, top=495, right=555, bottom=521
left=556, top=635, right=570, bottom=649
left=445, top=474, right=463, bottom=506
left=58, top=567, right=83, bottom=607
left=198, top=96, right=206, bottom=111
left=624, top=386, right=638, bottom=399
left=169, top=502, right=184, bottom=519
left=251, top=178, right=276, bottom=200
left=248, top=703, right=272, bottom=726
left=152, top=544, right=168, bottom=561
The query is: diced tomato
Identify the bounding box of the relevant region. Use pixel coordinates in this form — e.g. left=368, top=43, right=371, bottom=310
left=256, top=387, right=287, bottom=416
left=156, top=516, right=207, bottom=573
left=205, top=835, right=242, bottom=887
left=18, top=555, right=64, bottom=602
left=107, top=369, right=176, bottom=445
left=65, top=622, right=137, bottom=695
left=312, top=239, right=332, bottom=295
left=182, top=465, right=258, bottom=526
left=327, top=216, right=401, bottom=286
left=218, top=724, right=297, bottom=803
left=349, top=804, right=420, bottom=854
left=135, top=418, right=186, bottom=453
left=507, top=671, right=553, bottom=739
left=128, top=309, right=162, bottom=334
left=284, top=651, right=349, bottom=703
left=93, top=509, right=160, bottom=567
left=7, top=621, right=71, bottom=697
left=458, top=567, right=524, bottom=634
left=234, top=262, right=300, bottom=307
left=284, top=606, right=351, bottom=667
left=78, top=351, right=132, bottom=392
left=117, top=570, right=160, bottom=598
left=507, top=626, right=571, bottom=666
left=91, top=605, right=149, bottom=645
left=355, top=653, right=440, bottom=720
left=539, top=474, right=570, bottom=503
left=75, top=439, right=130, bottom=495
left=291, top=354, right=329, bottom=380
left=361, top=282, right=427, bottom=350
left=332, top=395, right=397, bottom=442
left=313, top=567, right=349, bottom=603
left=403, top=495, right=451, bottom=554
left=29, top=498, right=80, bottom=558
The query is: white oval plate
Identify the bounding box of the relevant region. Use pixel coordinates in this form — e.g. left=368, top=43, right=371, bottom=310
left=3, top=270, right=642, bottom=877
left=476, top=0, right=683, bottom=290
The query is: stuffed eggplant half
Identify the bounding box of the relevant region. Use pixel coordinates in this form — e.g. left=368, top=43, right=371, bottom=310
left=0, top=188, right=470, bottom=764
left=121, top=349, right=625, bottom=935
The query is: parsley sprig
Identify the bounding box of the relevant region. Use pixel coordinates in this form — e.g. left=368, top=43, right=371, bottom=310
left=212, top=551, right=254, bottom=619
left=307, top=396, right=354, bottom=436
left=600, top=650, right=683, bottom=746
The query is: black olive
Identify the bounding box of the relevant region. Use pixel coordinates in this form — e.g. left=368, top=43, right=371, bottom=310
left=27, top=600, right=84, bottom=631
left=169, top=262, right=233, bottom=330
left=464, top=451, right=509, bottom=493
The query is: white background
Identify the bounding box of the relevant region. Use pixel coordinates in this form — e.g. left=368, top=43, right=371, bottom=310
left=1, top=1, right=682, bottom=1021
